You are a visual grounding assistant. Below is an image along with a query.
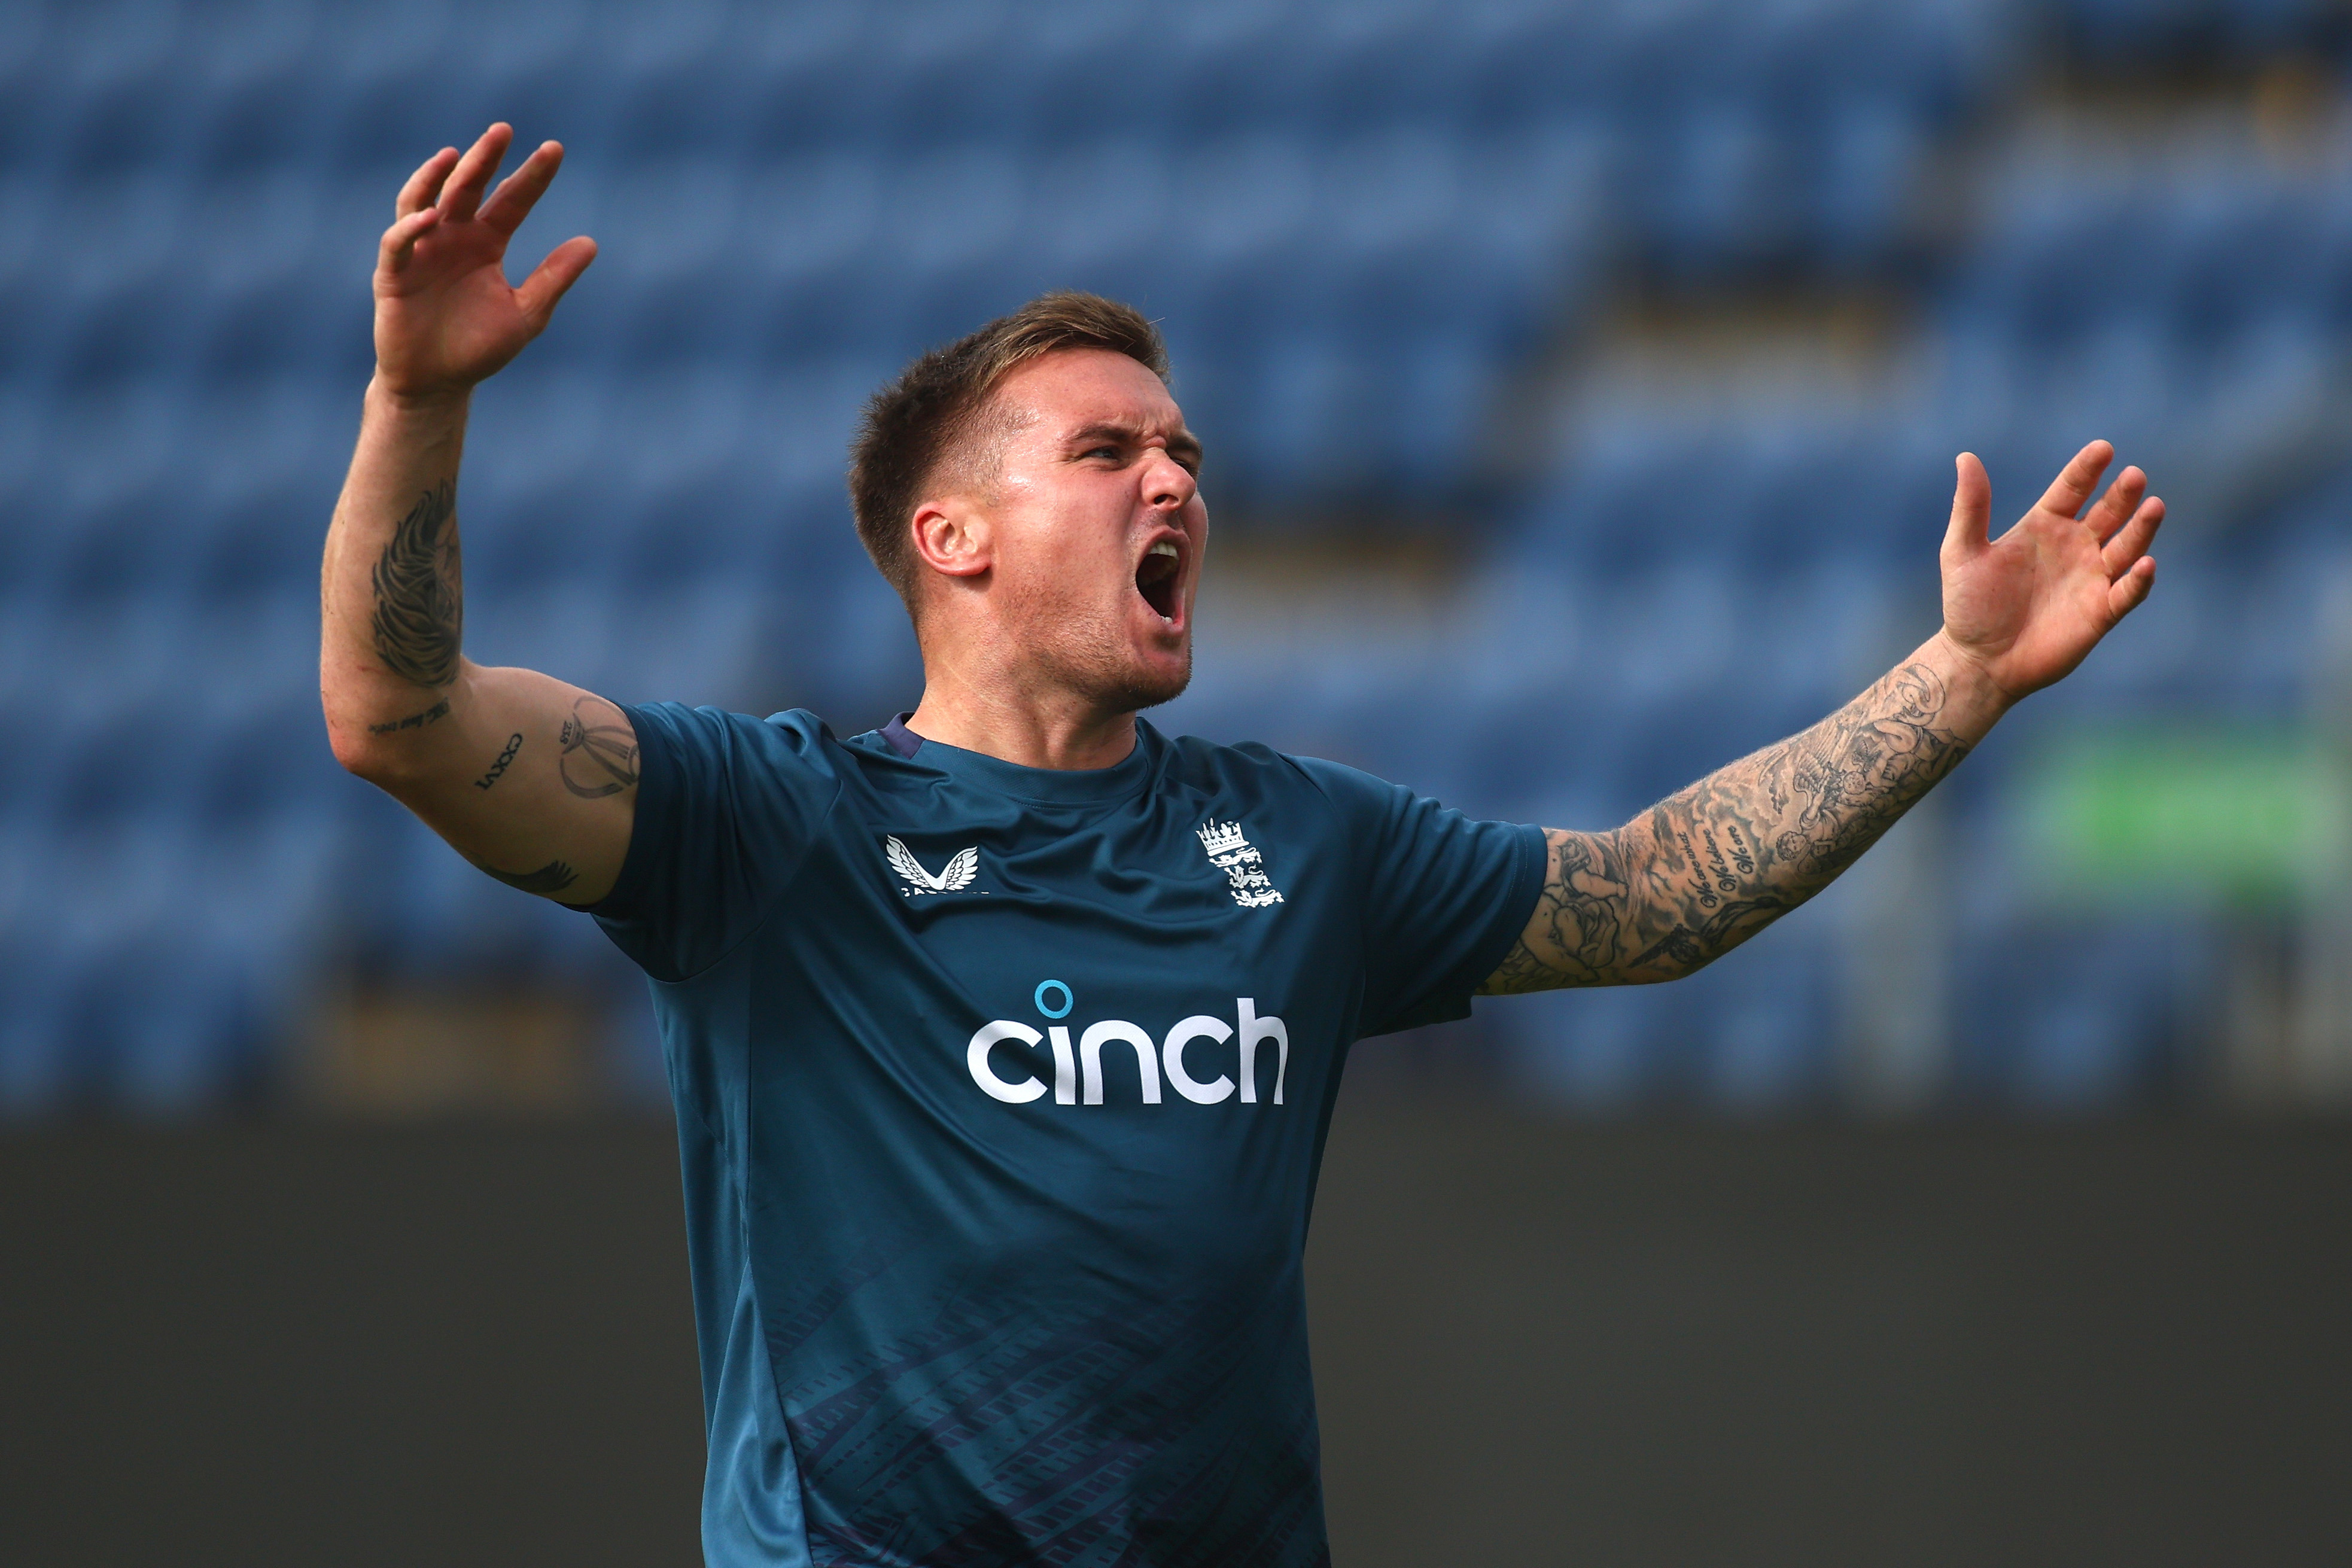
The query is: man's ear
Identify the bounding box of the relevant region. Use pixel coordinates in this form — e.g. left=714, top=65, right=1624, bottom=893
left=910, top=494, right=992, bottom=580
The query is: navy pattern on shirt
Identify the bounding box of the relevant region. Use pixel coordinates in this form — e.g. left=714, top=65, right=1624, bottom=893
left=592, top=706, right=1544, bottom=1568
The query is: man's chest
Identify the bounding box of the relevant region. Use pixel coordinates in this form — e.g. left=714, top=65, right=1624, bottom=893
left=752, top=802, right=1355, bottom=1115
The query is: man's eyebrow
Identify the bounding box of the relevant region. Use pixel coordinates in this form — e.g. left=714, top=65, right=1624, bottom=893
left=1067, top=421, right=1205, bottom=464
left=1066, top=419, right=1151, bottom=447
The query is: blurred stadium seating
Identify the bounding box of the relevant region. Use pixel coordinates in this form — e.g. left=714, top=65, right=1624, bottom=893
left=1, top=0, right=2347, bottom=1114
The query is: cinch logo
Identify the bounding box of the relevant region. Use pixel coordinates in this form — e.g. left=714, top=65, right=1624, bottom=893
left=966, top=981, right=1288, bottom=1107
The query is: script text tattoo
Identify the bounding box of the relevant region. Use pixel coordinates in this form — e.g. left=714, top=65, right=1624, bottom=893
left=368, top=481, right=461, bottom=689
left=366, top=697, right=450, bottom=736
left=1481, top=660, right=1971, bottom=992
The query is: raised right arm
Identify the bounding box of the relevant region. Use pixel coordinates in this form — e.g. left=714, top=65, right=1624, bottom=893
left=320, top=125, right=632, bottom=905
left=1479, top=442, right=2162, bottom=994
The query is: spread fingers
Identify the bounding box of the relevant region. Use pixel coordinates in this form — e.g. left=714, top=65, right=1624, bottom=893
left=2101, top=495, right=2164, bottom=580
left=2107, top=555, right=2156, bottom=620
left=438, top=122, right=514, bottom=223
left=397, top=147, right=460, bottom=219
left=2035, top=439, right=2114, bottom=520
left=2085, top=465, right=2146, bottom=541
left=377, top=205, right=443, bottom=275
left=477, top=141, right=566, bottom=236
left=515, top=235, right=598, bottom=331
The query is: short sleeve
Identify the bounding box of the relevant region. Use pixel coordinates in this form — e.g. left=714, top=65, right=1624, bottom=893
left=1293, top=757, right=1547, bottom=1039
left=586, top=704, right=844, bottom=984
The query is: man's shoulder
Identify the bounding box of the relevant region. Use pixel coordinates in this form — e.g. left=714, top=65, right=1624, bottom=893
left=623, top=702, right=862, bottom=820
left=1151, top=726, right=1398, bottom=815
left=633, top=707, right=1401, bottom=808
left=1157, top=727, right=1304, bottom=788
left=628, top=702, right=842, bottom=762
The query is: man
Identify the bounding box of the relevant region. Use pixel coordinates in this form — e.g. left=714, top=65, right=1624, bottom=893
left=322, top=126, right=2161, bottom=1567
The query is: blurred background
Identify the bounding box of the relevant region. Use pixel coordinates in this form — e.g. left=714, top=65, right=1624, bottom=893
left=7, top=0, right=2352, bottom=1117
left=5, top=1, right=2352, bottom=1564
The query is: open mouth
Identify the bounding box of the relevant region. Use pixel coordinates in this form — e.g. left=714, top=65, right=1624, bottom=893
left=1135, top=538, right=1180, bottom=622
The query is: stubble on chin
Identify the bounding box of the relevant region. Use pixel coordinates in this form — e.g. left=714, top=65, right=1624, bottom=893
left=1109, top=647, right=1192, bottom=713
left=1048, top=634, right=1192, bottom=714
left=1000, top=573, right=1192, bottom=714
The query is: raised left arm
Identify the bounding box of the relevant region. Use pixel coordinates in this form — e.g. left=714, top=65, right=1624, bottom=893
left=1481, top=440, right=2162, bottom=993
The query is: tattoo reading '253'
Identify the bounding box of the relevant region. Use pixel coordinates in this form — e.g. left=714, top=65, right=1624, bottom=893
left=1480, top=660, right=1972, bottom=994
left=370, top=481, right=461, bottom=689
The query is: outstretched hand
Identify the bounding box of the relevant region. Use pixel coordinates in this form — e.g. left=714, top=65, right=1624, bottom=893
left=1938, top=441, right=2162, bottom=702
left=373, top=123, right=597, bottom=404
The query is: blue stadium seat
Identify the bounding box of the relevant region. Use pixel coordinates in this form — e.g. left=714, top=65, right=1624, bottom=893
left=99, top=933, right=264, bottom=1112
left=1507, top=984, right=1674, bottom=1111
left=53, top=64, right=197, bottom=179
left=1640, top=95, right=1800, bottom=279
left=597, top=26, right=766, bottom=159
left=0, top=12, right=60, bottom=169
left=2061, top=0, right=2333, bottom=64
left=0, top=930, right=80, bottom=1115
left=50, top=274, right=195, bottom=389
left=1803, top=101, right=1931, bottom=273
left=12, top=0, right=2342, bottom=1111
left=322, top=70, right=485, bottom=178
left=1692, top=936, right=1834, bottom=1111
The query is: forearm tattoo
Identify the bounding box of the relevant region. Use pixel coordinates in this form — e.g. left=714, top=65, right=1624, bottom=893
left=1480, top=662, right=1973, bottom=993
left=369, top=481, right=461, bottom=688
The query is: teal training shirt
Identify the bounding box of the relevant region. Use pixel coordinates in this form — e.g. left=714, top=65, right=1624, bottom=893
left=591, top=706, right=1545, bottom=1567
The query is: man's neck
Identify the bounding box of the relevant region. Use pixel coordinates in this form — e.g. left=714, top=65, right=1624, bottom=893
left=903, top=681, right=1140, bottom=772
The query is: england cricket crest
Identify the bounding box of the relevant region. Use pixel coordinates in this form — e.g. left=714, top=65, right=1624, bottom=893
left=1197, top=820, right=1285, bottom=909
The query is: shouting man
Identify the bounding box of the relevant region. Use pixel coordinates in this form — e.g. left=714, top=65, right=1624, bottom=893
left=321, top=126, right=2162, bottom=1567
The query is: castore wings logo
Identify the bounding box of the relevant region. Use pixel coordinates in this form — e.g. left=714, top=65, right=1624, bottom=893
left=886, top=836, right=981, bottom=895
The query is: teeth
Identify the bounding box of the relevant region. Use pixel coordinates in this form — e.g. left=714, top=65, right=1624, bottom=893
left=1148, top=541, right=1178, bottom=559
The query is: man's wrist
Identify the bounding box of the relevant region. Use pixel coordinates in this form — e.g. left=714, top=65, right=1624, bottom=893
left=1920, top=628, right=2016, bottom=742
left=366, top=372, right=473, bottom=421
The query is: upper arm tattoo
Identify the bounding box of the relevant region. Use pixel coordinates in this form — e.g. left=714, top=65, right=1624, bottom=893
left=369, top=481, right=461, bottom=689
left=464, top=701, right=635, bottom=900
left=1480, top=829, right=1633, bottom=994
left=366, top=698, right=451, bottom=736
left=473, top=733, right=524, bottom=790
left=1480, top=661, right=1971, bottom=994
left=558, top=695, right=640, bottom=799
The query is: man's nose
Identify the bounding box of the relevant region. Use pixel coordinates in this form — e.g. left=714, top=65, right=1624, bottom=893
left=1142, top=450, right=1195, bottom=510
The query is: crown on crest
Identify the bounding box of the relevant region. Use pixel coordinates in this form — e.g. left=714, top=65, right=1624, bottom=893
left=1196, top=820, right=1250, bottom=856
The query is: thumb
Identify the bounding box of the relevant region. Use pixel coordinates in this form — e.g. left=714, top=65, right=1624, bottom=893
left=516, top=235, right=598, bottom=333
left=1944, top=451, right=1991, bottom=562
